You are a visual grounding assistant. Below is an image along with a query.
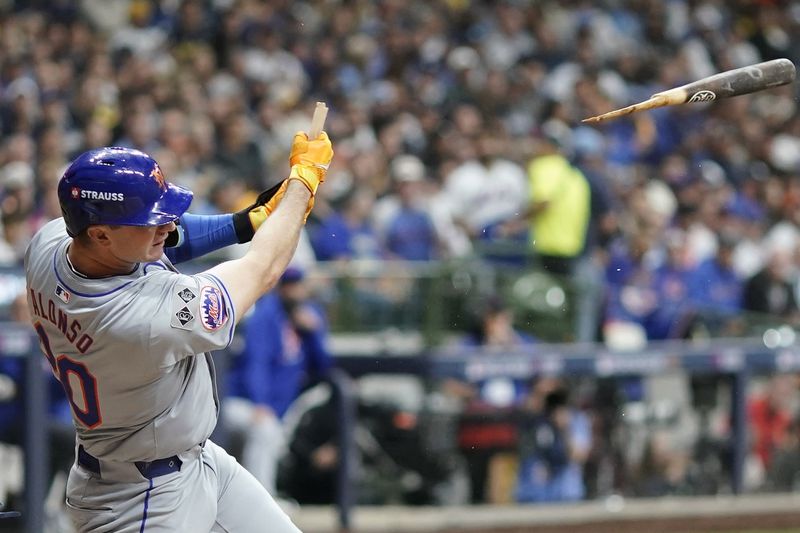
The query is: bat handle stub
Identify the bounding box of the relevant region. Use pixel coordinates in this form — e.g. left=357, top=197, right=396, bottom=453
left=308, top=102, right=328, bottom=139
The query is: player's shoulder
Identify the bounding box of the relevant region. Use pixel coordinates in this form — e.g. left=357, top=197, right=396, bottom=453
left=28, top=218, right=67, bottom=251
left=135, top=267, right=229, bottom=295
left=24, top=218, right=68, bottom=272
left=137, top=269, right=234, bottom=328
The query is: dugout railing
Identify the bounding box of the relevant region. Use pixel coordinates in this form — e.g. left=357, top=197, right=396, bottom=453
left=5, top=323, right=800, bottom=532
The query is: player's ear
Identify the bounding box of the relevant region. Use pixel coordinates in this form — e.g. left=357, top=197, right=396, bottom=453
left=85, top=225, right=113, bottom=247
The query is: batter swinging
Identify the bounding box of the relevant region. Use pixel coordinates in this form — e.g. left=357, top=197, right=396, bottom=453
left=24, top=131, right=332, bottom=532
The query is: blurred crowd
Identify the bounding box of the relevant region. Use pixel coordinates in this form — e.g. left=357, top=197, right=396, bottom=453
left=4, top=0, right=800, bottom=514
left=2, top=0, right=800, bottom=343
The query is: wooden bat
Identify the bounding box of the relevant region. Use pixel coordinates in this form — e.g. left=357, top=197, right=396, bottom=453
left=309, top=101, right=328, bottom=139
left=583, top=58, right=796, bottom=123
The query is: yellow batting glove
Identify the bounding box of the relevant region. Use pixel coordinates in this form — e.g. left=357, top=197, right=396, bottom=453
left=233, top=180, right=289, bottom=242
left=289, top=133, right=308, bottom=167
left=251, top=180, right=314, bottom=223
left=289, top=165, right=324, bottom=196
left=247, top=181, right=287, bottom=227
left=288, top=131, right=334, bottom=194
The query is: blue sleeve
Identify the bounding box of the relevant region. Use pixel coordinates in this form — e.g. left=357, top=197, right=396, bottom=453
left=570, top=410, right=592, bottom=452
left=311, top=216, right=351, bottom=261
left=165, top=213, right=240, bottom=264
left=242, top=297, right=281, bottom=406
left=0, top=358, right=25, bottom=440
left=686, top=262, right=710, bottom=306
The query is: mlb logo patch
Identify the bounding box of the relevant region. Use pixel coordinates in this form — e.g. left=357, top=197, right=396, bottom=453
left=71, top=187, right=80, bottom=199
left=54, top=285, right=70, bottom=303
left=199, top=286, right=228, bottom=331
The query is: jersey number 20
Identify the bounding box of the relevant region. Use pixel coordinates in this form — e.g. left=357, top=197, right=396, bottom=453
left=34, top=322, right=102, bottom=429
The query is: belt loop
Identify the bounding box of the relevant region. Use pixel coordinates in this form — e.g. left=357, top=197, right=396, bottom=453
left=77, top=445, right=101, bottom=476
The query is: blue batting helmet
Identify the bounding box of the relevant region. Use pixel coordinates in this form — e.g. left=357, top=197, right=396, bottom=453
left=58, top=147, right=193, bottom=237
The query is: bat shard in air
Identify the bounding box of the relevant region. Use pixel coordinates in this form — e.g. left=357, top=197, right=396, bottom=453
left=583, top=58, right=796, bottom=123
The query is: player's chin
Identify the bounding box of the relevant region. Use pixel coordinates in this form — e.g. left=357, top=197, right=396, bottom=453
left=147, top=242, right=165, bottom=259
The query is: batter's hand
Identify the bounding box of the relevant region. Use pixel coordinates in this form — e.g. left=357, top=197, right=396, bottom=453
left=288, top=131, right=333, bottom=195
left=232, top=180, right=289, bottom=242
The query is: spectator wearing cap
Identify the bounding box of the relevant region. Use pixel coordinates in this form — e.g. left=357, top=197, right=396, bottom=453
left=686, top=231, right=743, bottom=323
left=374, top=154, right=438, bottom=261
left=224, top=266, right=332, bottom=495
left=649, top=229, right=695, bottom=339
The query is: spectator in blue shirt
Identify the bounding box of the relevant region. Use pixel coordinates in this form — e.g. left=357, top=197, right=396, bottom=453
left=516, top=379, right=591, bottom=504
left=310, top=187, right=382, bottom=261
left=603, top=231, right=658, bottom=334
left=382, top=155, right=438, bottom=261
left=687, top=232, right=743, bottom=316
left=445, top=296, right=536, bottom=503
left=224, top=267, right=332, bottom=494
left=647, top=230, right=694, bottom=340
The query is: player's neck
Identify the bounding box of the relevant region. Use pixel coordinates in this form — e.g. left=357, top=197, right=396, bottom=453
left=67, top=240, right=138, bottom=278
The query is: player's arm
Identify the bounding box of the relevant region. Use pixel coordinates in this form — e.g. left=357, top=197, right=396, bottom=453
left=164, top=181, right=287, bottom=264
left=205, top=133, right=332, bottom=321
left=206, top=181, right=309, bottom=320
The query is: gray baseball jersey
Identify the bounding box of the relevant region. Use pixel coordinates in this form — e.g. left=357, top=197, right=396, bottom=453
left=25, top=218, right=231, bottom=462
left=25, top=218, right=302, bottom=532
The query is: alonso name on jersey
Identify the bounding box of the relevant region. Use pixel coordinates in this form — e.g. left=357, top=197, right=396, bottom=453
left=29, top=288, right=94, bottom=353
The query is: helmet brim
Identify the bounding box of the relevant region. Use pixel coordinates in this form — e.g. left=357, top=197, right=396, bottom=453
left=142, top=183, right=194, bottom=226
left=118, top=183, right=194, bottom=227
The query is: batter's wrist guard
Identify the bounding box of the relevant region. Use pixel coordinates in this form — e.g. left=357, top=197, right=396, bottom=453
left=164, top=222, right=184, bottom=248
left=288, top=164, right=325, bottom=196
left=233, top=180, right=288, bottom=243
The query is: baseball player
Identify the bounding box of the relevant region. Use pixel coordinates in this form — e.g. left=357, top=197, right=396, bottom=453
left=23, top=130, right=332, bottom=532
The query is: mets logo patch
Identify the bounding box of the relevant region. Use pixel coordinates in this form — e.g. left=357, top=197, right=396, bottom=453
left=199, top=286, right=228, bottom=331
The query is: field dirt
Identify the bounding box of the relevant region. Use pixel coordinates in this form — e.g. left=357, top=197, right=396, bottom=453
left=438, top=511, right=800, bottom=533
